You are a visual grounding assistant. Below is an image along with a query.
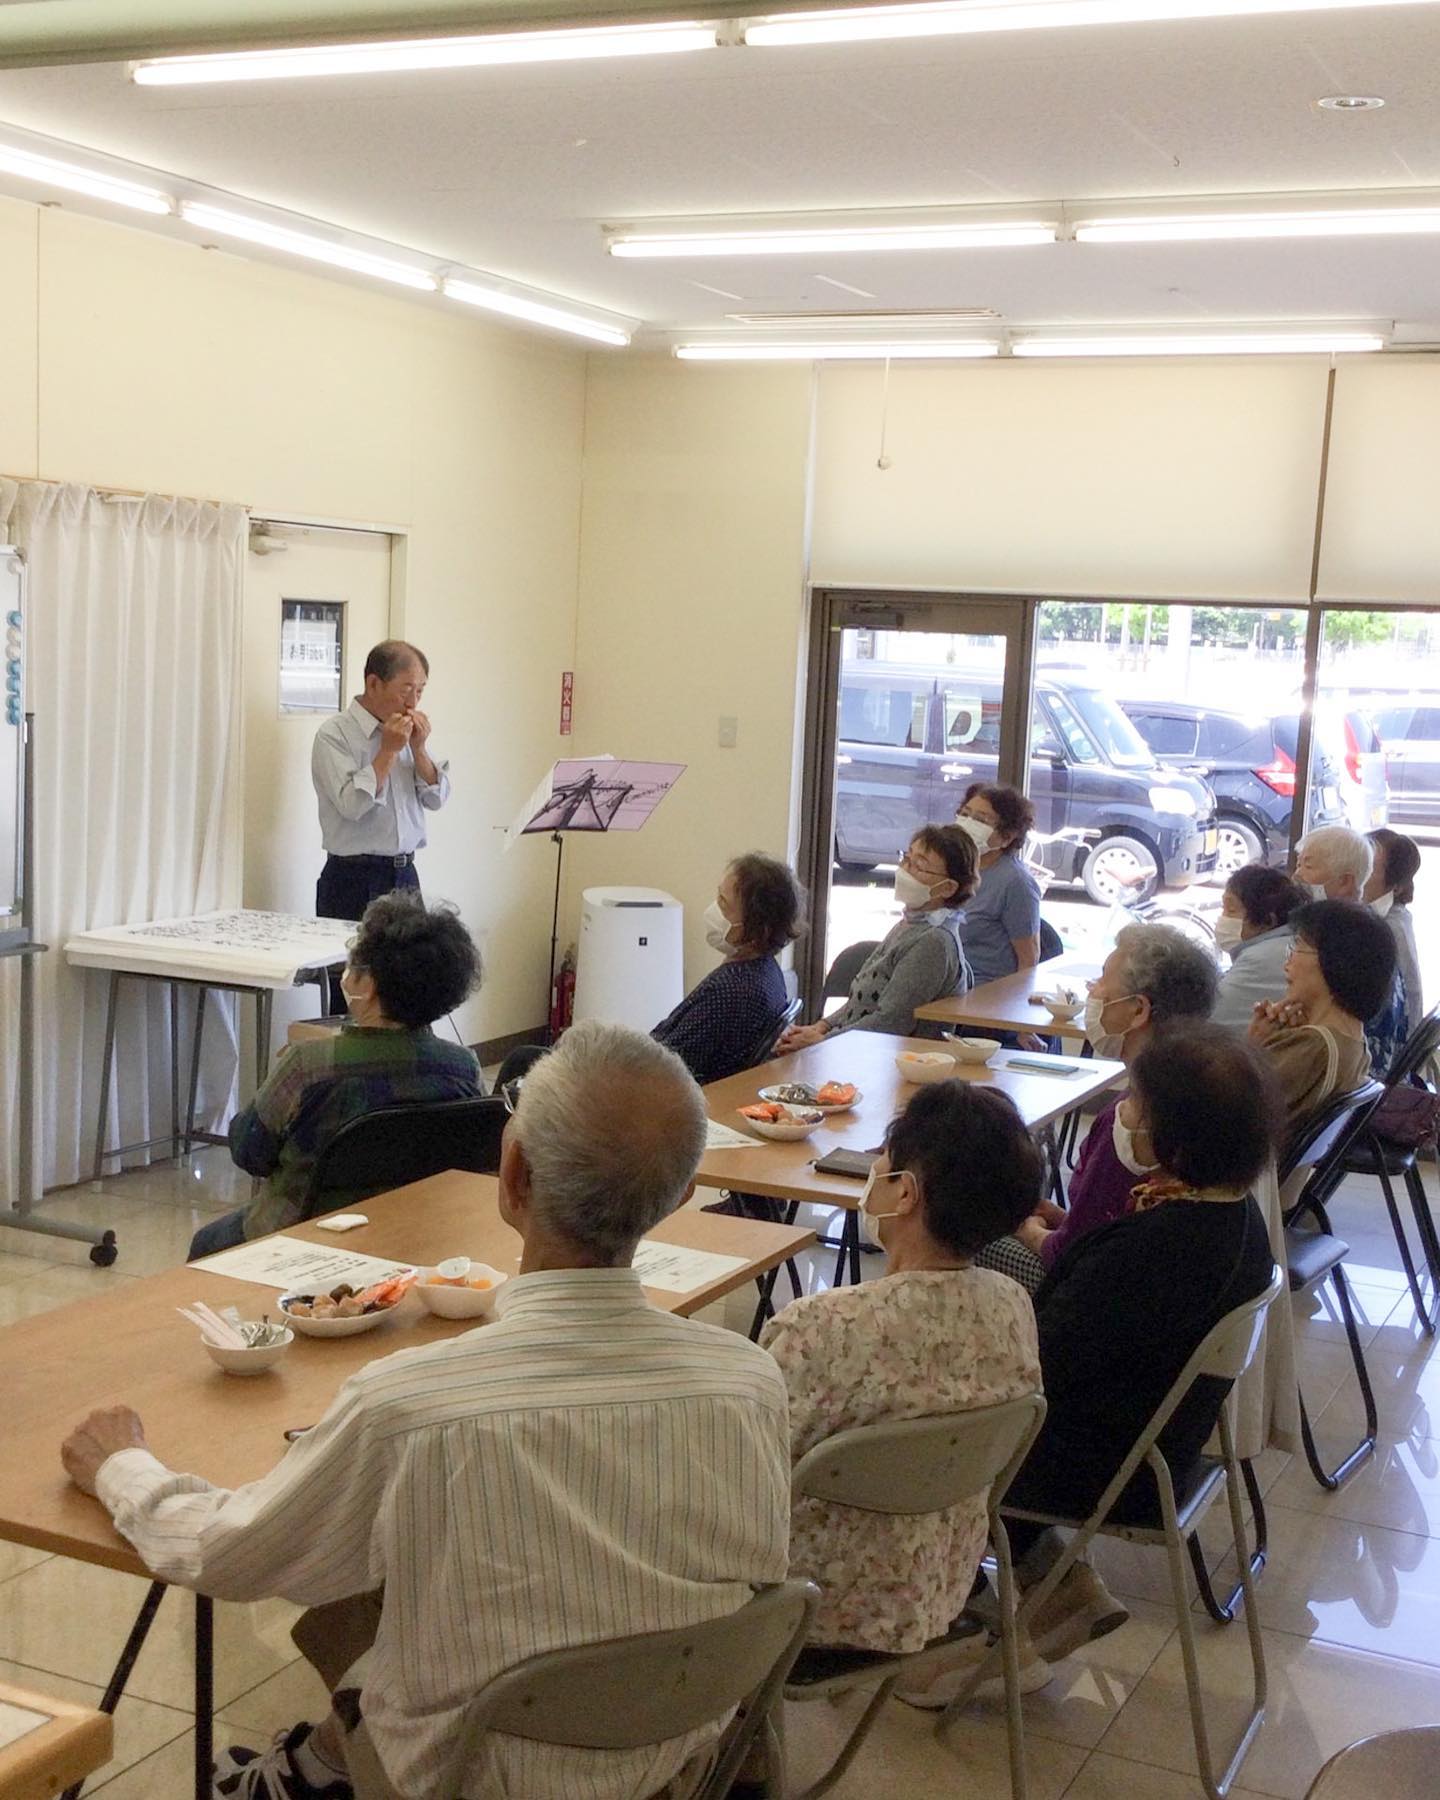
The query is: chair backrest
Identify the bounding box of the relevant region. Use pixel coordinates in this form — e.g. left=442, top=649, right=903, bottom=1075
left=730, top=997, right=802, bottom=1076
left=791, top=1395, right=1046, bottom=1517
left=1385, top=1006, right=1440, bottom=1090
left=1305, top=1725, right=1440, bottom=1799
left=444, top=1580, right=819, bottom=1797
left=823, top=938, right=879, bottom=1000
left=1278, top=1081, right=1386, bottom=1187
left=302, top=1096, right=510, bottom=1219
left=1038, top=917, right=1064, bottom=964
left=493, top=1043, right=549, bottom=1092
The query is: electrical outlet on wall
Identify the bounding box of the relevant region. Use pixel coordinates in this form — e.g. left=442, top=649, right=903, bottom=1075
left=718, top=715, right=738, bottom=749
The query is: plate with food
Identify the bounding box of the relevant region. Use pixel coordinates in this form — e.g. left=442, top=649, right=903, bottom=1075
left=279, top=1272, right=416, bottom=1338
left=757, top=1080, right=861, bottom=1114
left=738, top=1101, right=826, bottom=1142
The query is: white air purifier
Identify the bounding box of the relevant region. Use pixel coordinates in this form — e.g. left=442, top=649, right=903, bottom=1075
left=572, top=886, right=684, bottom=1033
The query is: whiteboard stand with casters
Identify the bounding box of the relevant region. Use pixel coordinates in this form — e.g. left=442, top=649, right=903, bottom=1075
left=0, top=711, right=120, bottom=1265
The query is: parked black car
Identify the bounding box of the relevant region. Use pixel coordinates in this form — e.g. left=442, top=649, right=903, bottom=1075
left=836, top=664, right=1218, bottom=904
left=1119, top=700, right=1348, bottom=876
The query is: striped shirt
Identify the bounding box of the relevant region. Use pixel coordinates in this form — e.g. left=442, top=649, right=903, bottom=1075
left=229, top=1025, right=482, bottom=1238
left=312, top=698, right=450, bottom=857
left=96, top=1268, right=792, bottom=1799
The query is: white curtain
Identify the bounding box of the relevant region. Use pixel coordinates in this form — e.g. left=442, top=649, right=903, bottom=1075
left=0, top=481, right=246, bottom=1206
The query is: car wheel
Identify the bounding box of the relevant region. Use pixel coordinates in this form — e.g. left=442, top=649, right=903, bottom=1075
left=1212, top=816, right=1264, bottom=882
left=1082, top=834, right=1161, bottom=907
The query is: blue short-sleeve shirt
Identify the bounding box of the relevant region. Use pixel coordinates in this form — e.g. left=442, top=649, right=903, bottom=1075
left=959, top=856, right=1042, bottom=988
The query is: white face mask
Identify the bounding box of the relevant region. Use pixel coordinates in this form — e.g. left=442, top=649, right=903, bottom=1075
left=859, top=1166, right=908, bottom=1251
left=894, top=866, right=936, bottom=910
left=1083, top=990, right=1137, bottom=1060
left=1213, top=913, right=1245, bottom=954
left=956, top=815, right=995, bottom=853
left=1371, top=890, right=1395, bottom=919
left=1301, top=880, right=1328, bottom=902
left=1111, top=1107, right=1154, bottom=1177
left=339, top=966, right=363, bottom=1011
left=703, top=899, right=738, bottom=955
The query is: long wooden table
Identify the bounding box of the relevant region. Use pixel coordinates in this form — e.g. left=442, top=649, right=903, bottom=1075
left=0, top=1175, right=814, bottom=1799
left=913, top=957, right=1103, bottom=1039
left=0, top=1680, right=111, bottom=1800
left=696, top=1028, right=1123, bottom=1210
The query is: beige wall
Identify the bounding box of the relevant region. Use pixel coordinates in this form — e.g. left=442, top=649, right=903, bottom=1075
left=811, top=359, right=1331, bottom=601
left=572, top=355, right=813, bottom=989
left=5, top=198, right=587, bottom=1042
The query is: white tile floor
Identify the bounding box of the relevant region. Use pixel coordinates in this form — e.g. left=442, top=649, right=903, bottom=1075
left=1, top=1149, right=1437, bottom=1796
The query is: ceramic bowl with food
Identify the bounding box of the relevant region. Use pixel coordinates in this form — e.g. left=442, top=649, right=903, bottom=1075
left=415, top=1262, right=509, bottom=1321
left=895, top=1050, right=958, bottom=1085
left=757, top=1080, right=861, bottom=1115
left=203, top=1326, right=294, bottom=1377
left=1038, top=993, right=1083, bottom=1022
left=278, top=1272, right=414, bottom=1338
left=738, top=1102, right=826, bottom=1142
left=948, top=1036, right=998, bottom=1066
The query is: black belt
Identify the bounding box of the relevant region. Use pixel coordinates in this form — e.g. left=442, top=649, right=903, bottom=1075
left=330, top=852, right=415, bottom=869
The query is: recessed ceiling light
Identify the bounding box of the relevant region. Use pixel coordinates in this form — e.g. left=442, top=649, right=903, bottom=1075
left=609, top=221, right=1056, bottom=257
left=1317, top=95, right=1386, bottom=110
left=674, top=340, right=1002, bottom=360
left=1075, top=205, right=1440, bottom=242
left=1012, top=330, right=1387, bottom=356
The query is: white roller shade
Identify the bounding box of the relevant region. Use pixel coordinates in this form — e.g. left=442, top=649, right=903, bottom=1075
left=811, top=359, right=1329, bottom=601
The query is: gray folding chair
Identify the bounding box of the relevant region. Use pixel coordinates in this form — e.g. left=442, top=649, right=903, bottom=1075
left=346, top=1580, right=819, bottom=1800
left=1304, top=1724, right=1440, bottom=1799
left=986, top=1265, right=1284, bottom=1800
left=781, top=1394, right=1047, bottom=1800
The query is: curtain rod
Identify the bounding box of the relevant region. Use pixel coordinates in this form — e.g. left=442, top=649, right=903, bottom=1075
left=0, top=473, right=249, bottom=510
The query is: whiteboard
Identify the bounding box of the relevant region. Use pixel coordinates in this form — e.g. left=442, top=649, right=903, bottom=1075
left=0, top=553, right=23, bottom=925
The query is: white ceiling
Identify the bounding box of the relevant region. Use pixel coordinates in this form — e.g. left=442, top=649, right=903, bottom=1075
left=4, top=12, right=1440, bottom=339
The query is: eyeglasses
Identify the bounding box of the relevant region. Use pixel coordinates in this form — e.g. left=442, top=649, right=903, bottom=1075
left=500, top=1077, right=525, bottom=1115
left=899, top=851, right=946, bottom=881
left=1284, top=941, right=1320, bottom=963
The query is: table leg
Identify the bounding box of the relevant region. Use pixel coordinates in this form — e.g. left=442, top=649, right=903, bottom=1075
left=91, top=972, right=122, bottom=1182
left=170, top=981, right=181, bottom=1159
left=256, top=990, right=273, bottom=1088
left=61, top=1579, right=167, bottom=1800
left=184, top=988, right=208, bottom=1153
left=194, top=1593, right=214, bottom=1800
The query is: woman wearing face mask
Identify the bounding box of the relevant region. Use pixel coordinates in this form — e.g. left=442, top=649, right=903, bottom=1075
left=650, top=853, right=803, bottom=1085
left=777, top=827, right=979, bottom=1050
left=760, top=1082, right=1043, bottom=1685
left=1366, top=827, right=1424, bottom=1036
left=975, top=924, right=1217, bottom=1293
left=187, top=893, right=483, bottom=1260
left=952, top=783, right=1042, bottom=988
left=1210, top=865, right=1308, bottom=1030
left=1247, top=899, right=1395, bottom=1131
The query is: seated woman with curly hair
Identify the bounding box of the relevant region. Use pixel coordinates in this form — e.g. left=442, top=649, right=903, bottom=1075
left=188, top=893, right=483, bottom=1258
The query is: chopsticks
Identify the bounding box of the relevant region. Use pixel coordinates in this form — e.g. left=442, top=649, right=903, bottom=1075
left=177, top=1302, right=247, bottom=1349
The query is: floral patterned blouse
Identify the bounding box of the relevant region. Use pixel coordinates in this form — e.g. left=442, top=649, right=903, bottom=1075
left=762, top=1268, right=1041, bottom=1653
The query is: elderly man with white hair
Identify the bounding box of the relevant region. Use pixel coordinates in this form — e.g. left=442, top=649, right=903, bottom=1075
left=59, top=1023, right=791, bottom=1800
left=1293, top=824, right=1373, bottom=902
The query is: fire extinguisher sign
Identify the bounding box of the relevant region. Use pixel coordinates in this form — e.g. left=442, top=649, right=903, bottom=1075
left=560, top=670, right=574, bottom=737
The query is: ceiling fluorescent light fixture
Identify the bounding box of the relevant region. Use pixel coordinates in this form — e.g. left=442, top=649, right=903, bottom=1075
left=675, top=339, right=1001, bottom=360
left=745, top=0, right=1440, bottom=47
left=0, top=141, right=171, bottom=214
left=133, top=23, right=716, bottom=86
left=1012, top=330, right=1387, bottom=356
left=179, top=202, right=437, bottom=289
left=443, top=278, right=633, bottom=346
left=611, top=221, right=1054, bottom=256
left=1076, top=205, right=1440, bottom=242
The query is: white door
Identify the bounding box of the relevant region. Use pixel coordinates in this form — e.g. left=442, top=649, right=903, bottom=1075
left=242, top=523, right=392, bottom=1043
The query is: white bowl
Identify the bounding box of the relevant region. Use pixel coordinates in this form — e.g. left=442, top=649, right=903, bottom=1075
left=277, top=1294, right=400, bottom=1338
left=1039, top=995, right=1083, bottom=1022
left=949, top=1036, right=998, bottom=1066
left=414, top=1263, right=508, bottom=1320
left=895, top=1051, right=958, bottom=1085
left=739, top=1108, right=825, bottom=1142
left=203, top=1328, right=293, bottom=1376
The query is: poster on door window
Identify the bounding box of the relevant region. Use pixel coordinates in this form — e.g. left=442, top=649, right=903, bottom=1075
left=280, top=599, right=345, bottom=714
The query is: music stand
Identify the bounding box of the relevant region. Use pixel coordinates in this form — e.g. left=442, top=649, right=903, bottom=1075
left=511, top=757, right=685, bottom=1038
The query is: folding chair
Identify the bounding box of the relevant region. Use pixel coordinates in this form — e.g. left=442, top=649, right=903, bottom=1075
left=1304, top=1724, right=1440, bottom=1800
left=822, top=939, right=879, bottom=1006
left=1280, top=1082, right=1387, bottom=1490
left=347, top=1580, right=820, bottom=1800
left=1339, top=1009, right=1440, bottom=1332
left=968, top=1267, right=1285, bottom=1800
left=300, top=1096, right=511, bottom=1221
left=780, top=1395, right=1047, bottom=1800
left=493, top=1042, right=548, bottom=1092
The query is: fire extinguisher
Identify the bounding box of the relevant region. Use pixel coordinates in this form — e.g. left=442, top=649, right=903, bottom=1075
left=550, top=946, right=576, bottom=1041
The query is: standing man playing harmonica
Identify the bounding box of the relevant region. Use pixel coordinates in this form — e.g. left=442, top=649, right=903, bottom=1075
left=312, top=639, right=450, bottom=1002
